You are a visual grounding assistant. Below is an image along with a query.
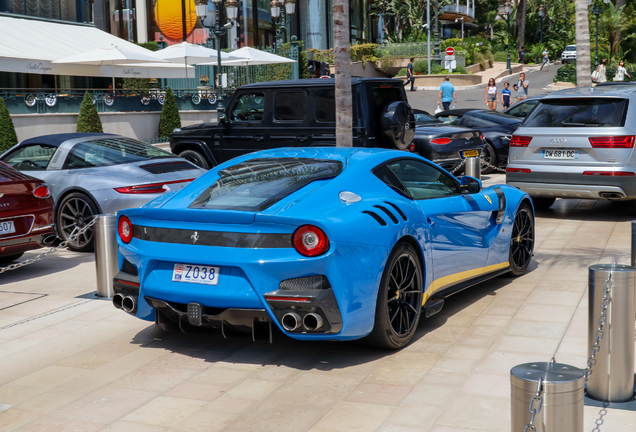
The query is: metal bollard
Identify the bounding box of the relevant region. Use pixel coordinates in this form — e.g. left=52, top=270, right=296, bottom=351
left=631, top=221, right=636, bottom=268
left=587, top=263, right=635, bottom=402
left=94, top=214, right=118, bottom=298
left=511, top=362, right=585, bottom=432
left=464, top=156, right=481, bottom=180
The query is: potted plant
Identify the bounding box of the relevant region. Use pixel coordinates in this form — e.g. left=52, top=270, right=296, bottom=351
left=199, top=75, right=210, bottom=86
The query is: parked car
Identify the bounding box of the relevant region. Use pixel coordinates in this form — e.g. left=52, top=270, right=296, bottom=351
left=435, top=109, right=522, bottom=173
left=1, top=133, right=206, bottom=252
left=0, top=161, right=56, bottom=264
left=170, top=78, right=415, bottom=169
left=561, top=45, right=577, bottom=64
left=503, top=95, right=546, bottom=119
left=413, top=109, right=442, bottom=126
left=506, top=86, right=636, bottom=209
left=112, top=147, right=534, bottom=349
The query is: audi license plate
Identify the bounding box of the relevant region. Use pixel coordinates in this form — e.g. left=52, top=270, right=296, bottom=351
left=172, top=264, right=220, bottom=285
left=542, top=149, right=578, bottom=159
left=462, top=150, right=480, bottom=158
left=0, top=220, right=16, bottom=235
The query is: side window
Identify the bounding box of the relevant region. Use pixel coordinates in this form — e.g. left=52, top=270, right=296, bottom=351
left=230, top=93, right=265, bottom=122
left=3, top=144, right=56, bottom=171
left=507, top=101, right=536, bottom=118
left=274, top=91, right=307, bottom=121
left=387, top=159, right=459, bottom=200
left=315, top=88, right=336, bottom=122
left=373, top=165, right=410, bottom=197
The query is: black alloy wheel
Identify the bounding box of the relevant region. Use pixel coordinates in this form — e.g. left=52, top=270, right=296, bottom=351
left=509, top=203, right=534, bottom=276
left=57, top=192, right=98, bottom=252
left=367, top=242, right=423, bottom=349
left=480, top=142, right=496, bottom=174
left=179, top=150, right=210, bottom=170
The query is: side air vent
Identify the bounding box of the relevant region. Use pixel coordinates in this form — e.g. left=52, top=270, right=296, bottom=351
left=279, top=275, right=331, bottom=291
left=140, top=161, right=198, bottom=174
left=373, top=205, right=398, bottom=224
left=362, top=210, right=387, bottom=227
left=384, top=202, right=407, bottom=221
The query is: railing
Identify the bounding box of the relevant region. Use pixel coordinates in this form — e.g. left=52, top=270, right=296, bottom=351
left=441, top=5, right=475, bottom=18
left=0, top=88, right=223, bottom=115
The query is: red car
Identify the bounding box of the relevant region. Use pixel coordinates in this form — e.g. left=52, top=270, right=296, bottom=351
left=0, top=161, right=56, bottom=264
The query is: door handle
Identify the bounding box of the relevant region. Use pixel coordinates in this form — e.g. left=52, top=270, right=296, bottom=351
left=427, top=217, right=435, bottom=227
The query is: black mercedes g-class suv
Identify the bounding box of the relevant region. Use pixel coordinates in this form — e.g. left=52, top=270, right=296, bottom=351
left=170, top=78, right=415, bottom=169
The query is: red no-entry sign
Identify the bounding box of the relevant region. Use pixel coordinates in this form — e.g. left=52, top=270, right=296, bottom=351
left=446, top=47, right=455, bottom=56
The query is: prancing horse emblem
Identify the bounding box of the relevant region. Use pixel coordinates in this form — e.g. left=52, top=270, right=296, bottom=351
left=191, top=231, right=199, bottom=244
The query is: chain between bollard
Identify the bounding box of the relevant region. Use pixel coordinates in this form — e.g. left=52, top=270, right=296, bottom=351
left=0, top=217, right=98, bottom=274
left=480, top=158, right=508, bottom=173
left=585, top=274, right=612, bottom=382
left=523, top=377, right=544, bottom=432
left=449, top=159, right=467, bottom=176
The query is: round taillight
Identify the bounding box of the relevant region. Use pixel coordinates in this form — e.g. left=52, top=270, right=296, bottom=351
left=293, top=225, right=329, bottom=257
left=430, top=137, right=452, bottom=145
left=118, top=216, right=133, bottom=244
left=408, top=142, right=416, bottom=152
left=32, top=185, right=50, bottom=199
left=480, top=134, right=485, bottom=141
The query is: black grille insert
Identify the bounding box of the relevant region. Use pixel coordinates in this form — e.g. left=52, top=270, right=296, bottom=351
left=279, top=275, right=331, bottom=291
left=385, top=202, right=407, bottom=221
left=140, top=161, right=197, bottom=174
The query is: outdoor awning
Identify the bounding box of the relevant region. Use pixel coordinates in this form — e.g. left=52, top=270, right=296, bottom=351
left=0, top=13, right=191, bottom=79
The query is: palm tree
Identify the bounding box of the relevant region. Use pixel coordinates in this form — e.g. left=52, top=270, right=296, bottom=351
left=517, top=0, right=527, bottom=50
left=333, top=0, right=352, bottom=146
left=598, top=1, right=628, bottom=64
left=574, top=0, right=592, bottom=87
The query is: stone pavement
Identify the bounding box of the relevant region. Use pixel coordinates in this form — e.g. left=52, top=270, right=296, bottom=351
left=1, top=176, right=636, bottom=432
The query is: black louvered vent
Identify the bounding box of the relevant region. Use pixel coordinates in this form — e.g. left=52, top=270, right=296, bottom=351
left=279, top=275, right=331, bottom=291
left=140, top=161, right=197, bottom=174
left=384, top=202, right=407, bottom=221
left=362, top=210, right=387, bottom=226
left=373, top=205, right=398, bottom=224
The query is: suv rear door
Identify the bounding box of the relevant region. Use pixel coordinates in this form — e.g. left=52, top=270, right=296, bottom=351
left=511, top=96, right=634, bottom=167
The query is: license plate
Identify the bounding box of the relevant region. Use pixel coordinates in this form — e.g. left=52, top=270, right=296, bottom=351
left=0, top=220, right=16, bottom=235
left=172, top=264, right=220, bottom=285
left=462, top=150, right=480, bottom=158
left=542, top=149, right=579, bottom=159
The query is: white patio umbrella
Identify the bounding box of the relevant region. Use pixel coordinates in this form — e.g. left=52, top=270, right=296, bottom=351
left=150, top=42, right=248, bottom=84
left=204, top=46, right=297, bottom=67
left=53, top=44, right=168, bottom=89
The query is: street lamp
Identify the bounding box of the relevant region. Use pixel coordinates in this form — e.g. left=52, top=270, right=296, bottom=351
left=502, top=1, right=512, bottom=75
left=196, top=0, right=238, bottom=112
left=455, top=17, right=464, bottom=39
left=538, top=5, right=544, bottom=44
left=270, top=0, right=296, bottom=52
left=588, top=0, right=610, bottom=68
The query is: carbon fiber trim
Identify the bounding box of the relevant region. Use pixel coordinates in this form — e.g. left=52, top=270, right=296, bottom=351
left=133, top=225, right=292, bottom=248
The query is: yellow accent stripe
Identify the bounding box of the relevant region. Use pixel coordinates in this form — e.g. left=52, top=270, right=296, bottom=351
left=422, top=262, right=509, bottom=306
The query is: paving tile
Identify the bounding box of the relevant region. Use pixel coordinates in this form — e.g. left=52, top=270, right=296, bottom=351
left=192, top=367, right=255, bottom=386
left=0, top=407, right=44, bottom=432
left=378, top=404, right=443, bottom=431
left=203, top=396, right=256, bottom=414
left=224, top=379, right=283, bottom=401
left=344, top=383, right=414, bottom=406
left=164, top=381, right=230, bottom=402
left=459, top=373, right=510, bottom=399
left=108, top=365, right=197, bottom=392
left=14, top=416, right=107, bottom=432
left=270, top=370, right=362, bottom=404
left=436, top=395, right=510, bottom=432
left=228, top=399, right=331, bottom=432
left=0, top=384, right=46, bottom=406
left=171, top=410, right=240, bottom=432
left=401, top=384, right=460, bottom=409
left=121, top=396, right=207, bottom=427
left=11, top=366, right=90, bottom=390
left=309, top=401, right=394, bottom=432
left=100, top=421, right=168, bottom=431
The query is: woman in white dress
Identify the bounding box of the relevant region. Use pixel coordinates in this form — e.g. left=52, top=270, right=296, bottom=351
left=594, top=59, right=607, bottom=83
left=615, top=60, right=631, bottom=81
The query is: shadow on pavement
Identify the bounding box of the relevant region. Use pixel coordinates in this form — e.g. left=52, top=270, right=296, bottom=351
left=536, top=198, right=636, bottom=223
left=0, top=250, right=94, bottom=285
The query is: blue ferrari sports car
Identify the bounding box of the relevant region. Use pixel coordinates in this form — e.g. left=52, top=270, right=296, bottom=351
left=112, top=148, right=534, bottom=349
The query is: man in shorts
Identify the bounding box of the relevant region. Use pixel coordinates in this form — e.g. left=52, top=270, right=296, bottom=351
left=437, top=77, right=457, bottom=111
left=513, top=73, right=529, bottom=102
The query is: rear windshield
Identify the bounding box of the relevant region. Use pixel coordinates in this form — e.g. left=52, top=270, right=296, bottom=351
left=63, top=138, right=173, bottom=168
left=523, top=98, right=628, bottom=128
left=190, top=158, right=343, bottom=212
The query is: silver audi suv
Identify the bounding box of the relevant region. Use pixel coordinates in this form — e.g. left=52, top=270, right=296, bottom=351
left=506, top=85, right=636, bottom=209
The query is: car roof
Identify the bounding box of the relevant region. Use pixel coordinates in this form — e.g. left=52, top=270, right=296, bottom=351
left=435, top=108, right=482, bottom=117
left=19, top=133, right=120, bottom=148
left=239, top=77, right=404, bottom=90
left=545, top=86, right=636, bottom=98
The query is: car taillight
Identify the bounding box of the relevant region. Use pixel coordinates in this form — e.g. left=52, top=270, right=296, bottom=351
left=32, top=185, right=50, bottom=199
left=293, top=225, right=329, bottom=257
left=480, top=134, right=485, bottom=141
left=582, top=171, right=635, bottom=176
left=506, top=167, right=532, bottom=173
left=408, top=142, right=416, bottom=152
left=114, top=178, right=194, bottom=194
left=118, top=216, right=133, bottom=244
left=430, top=137, right=452, bottom=145
left=588, top=136, right=635, bottom=148
left=510, top=136, right=533, bottom=147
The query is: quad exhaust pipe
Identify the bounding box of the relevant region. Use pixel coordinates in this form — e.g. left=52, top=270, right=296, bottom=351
left=113, top=293, right=124, bottom=309
left=281, top=312, right=325, bottom=332
left=303, top=313, right=324, bottom=331
left=281, top=313, right=302, bottom=331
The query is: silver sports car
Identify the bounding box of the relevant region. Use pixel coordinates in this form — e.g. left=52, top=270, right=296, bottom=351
left=1, top=133, right=206, bottom=251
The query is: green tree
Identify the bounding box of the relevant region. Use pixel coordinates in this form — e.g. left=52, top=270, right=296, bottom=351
left=598, top=2, right=629, bottom=64
left=0, top=98, right=18, bottom=153
left=76, top=91, right=103, bottom=133
left=158, top=88, right=181, bottom=138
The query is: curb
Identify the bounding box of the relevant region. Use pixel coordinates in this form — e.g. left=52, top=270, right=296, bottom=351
left=413, top=67, right=543, bottom=91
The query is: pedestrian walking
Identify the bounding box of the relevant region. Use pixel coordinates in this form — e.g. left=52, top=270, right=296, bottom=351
left=593, top=59, right=607, bottom=83
left=518, top=46, right=525, bottom=64
left=615, top=60, right=631, bottom=81
left=513, top=72, right=529, bottom=102
left=500, top=81, right=512, bottom=109
left=403, top=58, right=415, bottom=92
left=540, top=48, right=550, bottom=71
left=437, top=77, right=457, bottom=111
left=485, top=78, right=498, bottom=111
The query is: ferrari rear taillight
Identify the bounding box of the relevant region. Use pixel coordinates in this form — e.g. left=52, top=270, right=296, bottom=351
left=114, top=178, right=194, bottom=194
left=118, top=216, right=133, bottom=244
left=588, top=136, right=635, bottom=149
left=430, top=137, right=452, bottom=145
left=293, top=225, right=329, bottom=257
left=510, top=136, right=533, bottom=147
left=506, top=167, right=532, bottom=173
left=32, top=185, right=50, bottom=199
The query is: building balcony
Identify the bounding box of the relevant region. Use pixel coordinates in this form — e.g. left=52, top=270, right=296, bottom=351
left=439, top=4, right=475, bottom=23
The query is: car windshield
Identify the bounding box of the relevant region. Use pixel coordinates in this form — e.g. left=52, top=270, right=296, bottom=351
left=63, top=138, right=173, bottom=168
left=473, top=112, right=520, bottom=125
left=522, top=98, right=628, bottom=127
left=565, top=46, right=576, bottom=51
left=414, top=112, right=440, bottom=123
left=190, top=158, right=343, bottom=212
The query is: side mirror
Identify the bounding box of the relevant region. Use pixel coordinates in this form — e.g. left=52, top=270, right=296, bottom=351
left=460, top=176, right=482, bottom=194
